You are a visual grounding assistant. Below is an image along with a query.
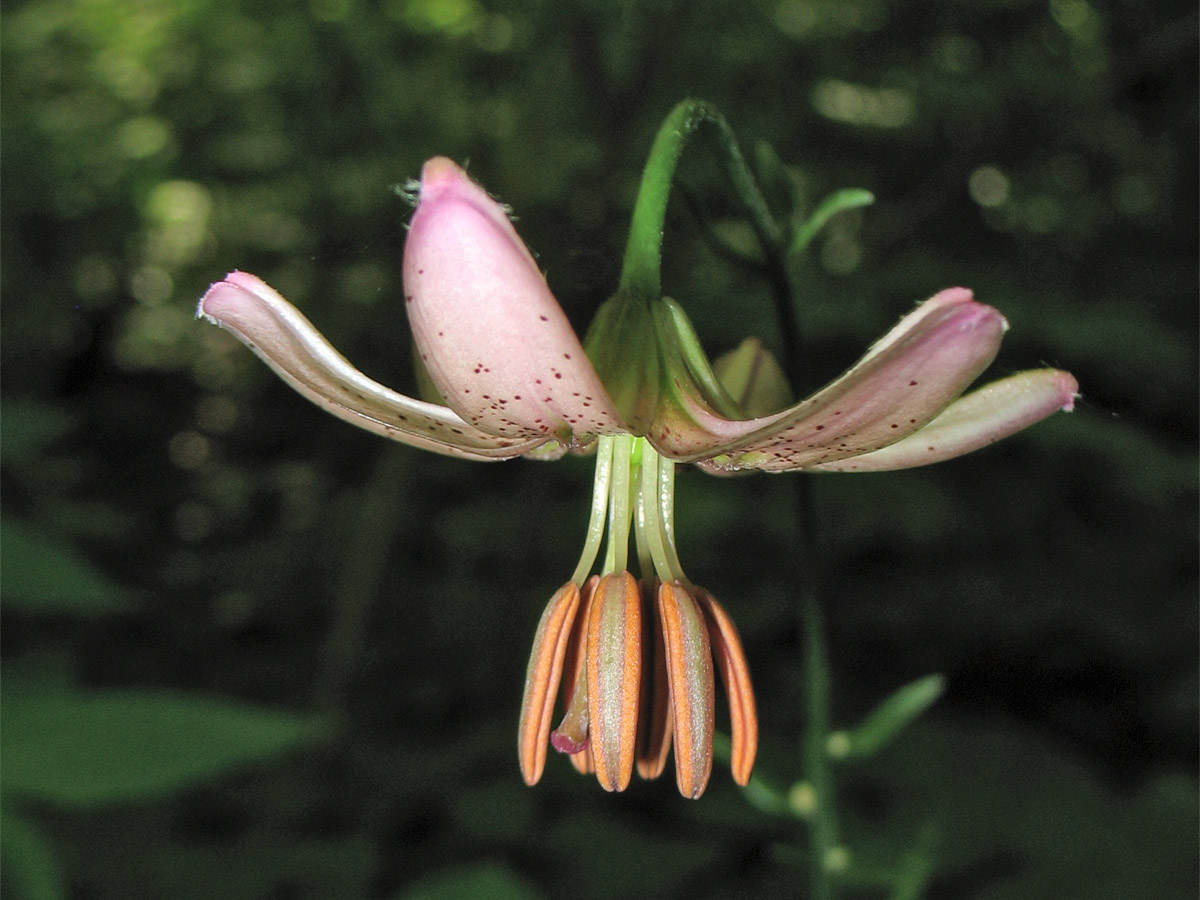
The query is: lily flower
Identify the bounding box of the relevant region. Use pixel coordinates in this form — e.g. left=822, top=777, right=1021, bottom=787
left=198, top=157, right=1077, bottom=797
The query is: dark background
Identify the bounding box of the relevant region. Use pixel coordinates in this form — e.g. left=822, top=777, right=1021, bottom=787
left=2, top=1, right=1196, bottom=898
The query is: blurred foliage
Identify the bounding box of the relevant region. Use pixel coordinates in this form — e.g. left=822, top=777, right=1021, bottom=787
left=1, top=0, right=1196, bottom=898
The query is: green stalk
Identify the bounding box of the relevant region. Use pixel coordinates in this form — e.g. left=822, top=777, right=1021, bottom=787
left=572, top=436, right=615, bottom=584
left=618, top=98, right=783, bottom=301
left=602, top=433, right=635, bottom=574
left=800, top=571, right=839, bottom=900
left=312, top=445, right=409, bottom=714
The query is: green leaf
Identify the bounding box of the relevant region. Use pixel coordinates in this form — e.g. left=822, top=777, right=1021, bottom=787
left=0, top=399, right=74, bottom=467
left=0, top=805, right=68, bottom=900
left=828, top=674, right=945, bottom=759
left=1, top=686, right=330, bottom=807
left=391, top=861, right=544, bottom=900
left=0, top=517, right=134, bottom=617
left=790, top=187, right=875, bottom=256
left=853, top=720, right=1199, bottom=900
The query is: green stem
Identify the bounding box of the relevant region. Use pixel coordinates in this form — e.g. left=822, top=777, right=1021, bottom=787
left=602, top=433, right=635, bottom=574
left=312, top=445, right=410, bottom=715
left=619, top=99, right=784, bottom=301
left=801, top=569, right=838, bottom=900
left=634, top=438, right=686, bottom=584
left=572, top=436, right=615, bottom=584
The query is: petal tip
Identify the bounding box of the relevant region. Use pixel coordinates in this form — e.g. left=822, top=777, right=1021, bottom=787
left=1056, top=371, right=1081, bottom=412
left=419, top=156, right=471, bottom=197
left=196, top=280, right=231, bottom=324
left=197, top=271, right=259, bottom=323
left=421, top=155, right=464, bottom=178
left=926, top=286, right=974, bottom=307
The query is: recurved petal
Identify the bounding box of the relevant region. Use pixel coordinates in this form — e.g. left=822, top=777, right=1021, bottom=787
left=694, top=588, right=757, bottom=787
left=404, top=158, right=625, bottom=450
left=660, top=288, right=1009, bottom=471
left=585, top=572, right=642, bottom=792
left=198, top=272, right=550, bottom=460
left=809, top=369, right=1079, bottom=472
left=658, top=583, right=715, bottom=799
left=518, top=582, right=582, bottom=786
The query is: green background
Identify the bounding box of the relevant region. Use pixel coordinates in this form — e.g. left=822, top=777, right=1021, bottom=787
left=2, top=0, right=1196, bottom=898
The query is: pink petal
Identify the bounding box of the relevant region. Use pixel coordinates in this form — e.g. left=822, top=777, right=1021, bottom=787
left=657, top=289, right=1008, bottom=471
left=403, top=158, right=624, bottom=449
left=808, top=369, right=1079, bottom=471
left=198, top=272, right=555, bottom=460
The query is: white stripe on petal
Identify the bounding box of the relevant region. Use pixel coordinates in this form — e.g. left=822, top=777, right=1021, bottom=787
left=657, top=290, right=1007, bottom=470
left=807, top=369, right=1079, bottom=472
left=198, top=272, right=550, bottom=460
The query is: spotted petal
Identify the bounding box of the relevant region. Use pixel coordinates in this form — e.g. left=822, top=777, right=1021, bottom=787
left=404, top=158, right=625, bottom=450
left=198, top=272, right=551, bottom=460
left=809, top=368, right=1078, bottom=472
left=651, top=288, right=1015, bottom=472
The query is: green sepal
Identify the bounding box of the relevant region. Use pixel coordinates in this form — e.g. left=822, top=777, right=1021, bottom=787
left=582, top=288, right=661, bottom=435
left=826, top=674, right=945, bottom=760
left=652, top=297, right=743, bottom=420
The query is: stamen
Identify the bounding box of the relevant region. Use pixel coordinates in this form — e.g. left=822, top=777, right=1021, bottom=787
left=635, top=438, right=687, bottom=584
left=602, top=434, right=636, bottom=574
left=586, top=572, right=642, bottom=792
left=694, top=587, right=757, bottom=786
left=636, top=585, right=672, bottom=779
left=518, top=582, right=583, bottom=785
left=571, top=437, right=614, bottom=585
left=658, top=582, right=715, bottom=799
